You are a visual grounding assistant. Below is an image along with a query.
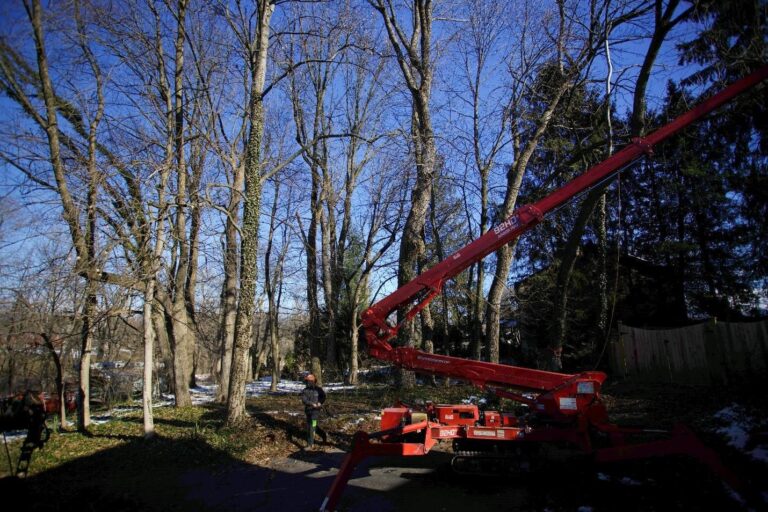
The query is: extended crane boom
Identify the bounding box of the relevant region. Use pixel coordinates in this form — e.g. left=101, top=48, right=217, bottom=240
left=321, top=66, right=768, bottom=512
left=362, top=65, right=768, bottom=373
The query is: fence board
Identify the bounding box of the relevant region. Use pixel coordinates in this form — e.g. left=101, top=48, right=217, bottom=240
left=610, top=319, right=768, bottom=385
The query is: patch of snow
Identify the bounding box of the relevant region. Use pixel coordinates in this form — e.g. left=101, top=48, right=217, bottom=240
left=155, top=397, right=175, bottom=407
left=461, top=395, right=487, bottom=406
left=190, top=384, right=217, bottom=405
left=595, top=472, right=642, bottom=487
left=112, top=405, right=141, bottom=413
left=91, top=414, right=113, bottom=425
left=713, top=403, right=768, bottom=464
left=619, top=476, right=642, bottom=486
left=1, top=430, right=27, bottom=443
left=751, top=445, right=768, bottom=463
left=357, top=365, right=390, bottom=374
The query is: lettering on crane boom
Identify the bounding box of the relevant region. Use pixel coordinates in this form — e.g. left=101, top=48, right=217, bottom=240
left=492, top=215, right=520, bottom=237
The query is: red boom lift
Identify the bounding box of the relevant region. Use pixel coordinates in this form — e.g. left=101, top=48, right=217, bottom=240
left=320, top=66, right=768, bottom=512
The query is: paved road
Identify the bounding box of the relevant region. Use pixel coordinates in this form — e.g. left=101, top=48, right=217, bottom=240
left=179, top=447, right=586, bottom=512
left=179, top=442, right=754, bottom=512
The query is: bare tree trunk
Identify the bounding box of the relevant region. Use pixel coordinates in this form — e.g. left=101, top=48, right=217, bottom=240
left=78, top=290, right=96, bottom=429
left=216, top=144, right=244, bottom=401
left=253, top=320, right=270, bottom=380
left=41, top=334, right=66, bottom=430
left=320, top=195, right=338, bottom=374
left=349, top=316, right=360, bottom=385
left=264, top=178, right=281, bottom=391
left=216, top=201, right=239, bottom=402
left=485, top=242, right=515, bottom=364
left=226, top=1, right=275, bottom=425
left=168, top=0, right=194, bottom=407
left=142, top=161, right=170, bottom=437
left=485, top=76, right=569, bottom=365
left=27, top=0, right=98, bottom=430
left=306, top=192, right=323, bottom=385
left=372, top=0, right=436, bottom=389
left=142, top=280, right=157, bottom=436
left=151, top=300, right=172, bottom=392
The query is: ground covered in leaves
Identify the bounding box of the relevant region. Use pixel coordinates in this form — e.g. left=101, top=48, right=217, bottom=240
left=1, top=379, right=766, bottom=511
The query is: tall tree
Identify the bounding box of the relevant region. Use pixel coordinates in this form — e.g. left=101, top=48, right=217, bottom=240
left=449, top=0, right=514, bottom=361
left=263, top=177, right=292, bottom=391
left=287, top=9, right=337, bottom=384
left=21, top=0, right=104, bottom=430
left=166, top=0, right=194, bottom=407
left=225, top=0, right=276, bottom=425
left=371, top=0, right=437, bottom=388
left=483, top=0, right=647, bottom=369
left=550, top=0, right=690, bottom=363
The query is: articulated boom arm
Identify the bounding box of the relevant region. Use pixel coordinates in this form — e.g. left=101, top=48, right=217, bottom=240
left=361, top=65, right=768, bottom=392
left=321, top=67, right=767, bottom=512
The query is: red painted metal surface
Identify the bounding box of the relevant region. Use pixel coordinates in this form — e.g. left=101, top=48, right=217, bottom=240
left=361, top=65, right=768, bottom=396
left=319, top=67, right=768, bottom=512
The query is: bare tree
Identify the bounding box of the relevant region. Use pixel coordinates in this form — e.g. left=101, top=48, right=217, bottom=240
left=446, top=0, right=514, bottom=362
left=550, top=0, right=690, bottom=361
left=287, top=10, right=337, bottom=384
left=263, top=177, right=293, bottom=391
left=371, top=0, right=437, bottom=388
left=334, top=38, right=399, bottom=383
left=18, top=0, right=106, bottom=430
left=224, top=0, right=276, bottom=425
left=483, top=0, right=646, bottom=367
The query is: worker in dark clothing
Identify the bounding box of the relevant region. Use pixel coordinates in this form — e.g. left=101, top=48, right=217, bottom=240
left=300, top=374, right=326, bottom=448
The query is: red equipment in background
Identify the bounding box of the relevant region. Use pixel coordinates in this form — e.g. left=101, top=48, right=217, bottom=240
left=319, top=66, right=768, bottom=512
left=1, top=390, right=51, bottom=477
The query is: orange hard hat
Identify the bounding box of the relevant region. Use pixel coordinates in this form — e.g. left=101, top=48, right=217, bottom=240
left=304, top=374, right=316, bottom=382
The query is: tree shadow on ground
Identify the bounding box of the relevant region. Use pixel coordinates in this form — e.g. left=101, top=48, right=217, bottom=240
left=2, top=384, right=764, bottom=512
left=0, top=434, right=247, bottom=511
left=0, top=432, right=759, bottom=512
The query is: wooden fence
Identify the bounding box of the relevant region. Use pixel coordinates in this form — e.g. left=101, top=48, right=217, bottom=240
left=609, top=319, right=768, bottom=385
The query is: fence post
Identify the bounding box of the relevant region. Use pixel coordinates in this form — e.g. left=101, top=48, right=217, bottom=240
left=703, top=317, right=724, bottom=386
left=613, top=321, right=625, bottom=378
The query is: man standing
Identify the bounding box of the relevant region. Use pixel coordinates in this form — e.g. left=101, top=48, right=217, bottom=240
left=300, top=374, right=325, bottom=448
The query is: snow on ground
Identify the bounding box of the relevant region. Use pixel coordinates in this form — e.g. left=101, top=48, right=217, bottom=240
left=2, top=429, right=27, bottom=443
left=713, top=403, right=768, bottom=464
left=596, top=472, right=643, bottom=486
left=159, top=376, right=356, bottom=406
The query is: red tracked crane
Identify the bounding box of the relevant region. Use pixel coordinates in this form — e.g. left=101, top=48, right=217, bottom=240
left=319, top=66, right=768, bottom=512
